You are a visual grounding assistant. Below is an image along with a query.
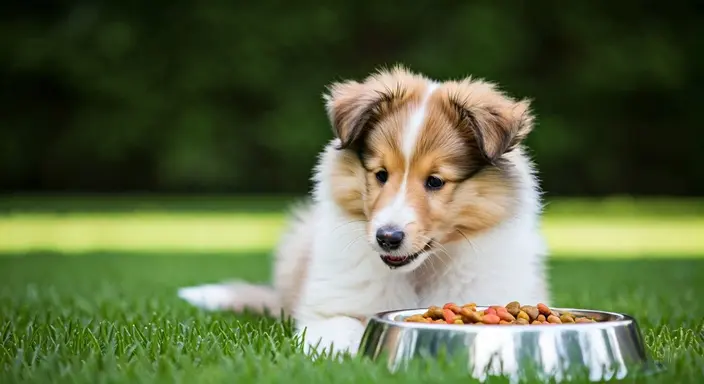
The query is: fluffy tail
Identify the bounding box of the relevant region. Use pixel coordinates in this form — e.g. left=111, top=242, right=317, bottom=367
left=177, top=280, right=282, bottom=316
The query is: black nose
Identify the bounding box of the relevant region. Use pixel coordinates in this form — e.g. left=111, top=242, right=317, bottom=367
left=376, top=226, right=405, bottom=251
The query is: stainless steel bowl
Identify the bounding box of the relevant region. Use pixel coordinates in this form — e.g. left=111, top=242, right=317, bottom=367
left=358, top=307, right=661, bottom=382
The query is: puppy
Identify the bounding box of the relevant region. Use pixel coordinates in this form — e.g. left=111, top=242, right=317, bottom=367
left=178, top=65, right=551, bottom=356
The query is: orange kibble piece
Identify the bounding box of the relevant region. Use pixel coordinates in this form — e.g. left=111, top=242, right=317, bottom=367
left=498, top=311, right=516, bottom=322
left=537, top=303, right=551, bottom=316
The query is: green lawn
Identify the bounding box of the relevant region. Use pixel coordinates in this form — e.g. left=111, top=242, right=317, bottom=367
left=1, top=197, right=703, bottom=383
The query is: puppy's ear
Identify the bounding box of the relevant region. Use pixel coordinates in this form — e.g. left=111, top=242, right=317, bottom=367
left=453, top=94, right=534, bottom=164
left=323, top=81, right=385, bottom=151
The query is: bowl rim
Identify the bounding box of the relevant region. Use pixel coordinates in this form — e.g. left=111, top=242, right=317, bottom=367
left=369, top=306, right=637, bottom=331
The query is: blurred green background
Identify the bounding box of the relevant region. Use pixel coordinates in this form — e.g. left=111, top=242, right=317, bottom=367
left=1, top=1, right=703, bottom=256
left=2, top=1, right=703, bottom=196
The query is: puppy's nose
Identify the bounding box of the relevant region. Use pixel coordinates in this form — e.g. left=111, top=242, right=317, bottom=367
left=376, top=226, right=405, bottom=251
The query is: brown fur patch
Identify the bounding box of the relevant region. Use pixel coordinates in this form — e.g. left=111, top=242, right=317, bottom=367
left=442, top=79, right=534, bottom=163
left=323, top=66, right=428, bottom=151
left=439, top=166, right=520, bottom=242
left=328, top=149, right=367, bottom=219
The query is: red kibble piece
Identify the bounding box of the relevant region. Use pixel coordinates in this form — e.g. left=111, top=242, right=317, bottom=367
left=443, top=308, right=456, bottom=323
left=482, top=314, right=501, bottom=325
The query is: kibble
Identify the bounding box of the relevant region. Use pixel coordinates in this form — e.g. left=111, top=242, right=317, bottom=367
left=505, top=301, right=521, bottom=317
left=460, top=307, right=482, bottom=323
left=443, top=308, right=456, bottom=323
left=537, top=303, right=551, bottom=316
left=517, top=310, right=530, bottom=322
left=515, top=318, right=530, bottom=325
left=405, top=302, right=601, bottom=326
left=521, top=305, right=540, bottom=322
left=498, top=311, right=516, bottom=322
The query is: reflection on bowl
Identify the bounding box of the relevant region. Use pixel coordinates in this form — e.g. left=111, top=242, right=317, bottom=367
left=358, top=307, right=661, bottom=382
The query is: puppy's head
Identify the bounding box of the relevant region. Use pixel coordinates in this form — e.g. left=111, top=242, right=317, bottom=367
left=323, top=66, right=534, bottom=272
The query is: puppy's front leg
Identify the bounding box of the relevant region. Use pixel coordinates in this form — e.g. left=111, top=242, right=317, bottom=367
left=296, top=316, right=366, bottom=357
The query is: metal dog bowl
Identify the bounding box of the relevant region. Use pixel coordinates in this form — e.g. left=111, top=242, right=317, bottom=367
left=358, top=307, right=661, bottom=382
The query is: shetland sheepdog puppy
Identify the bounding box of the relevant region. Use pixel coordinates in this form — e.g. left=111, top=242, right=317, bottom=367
left=178, top=65, right=551, bottom=356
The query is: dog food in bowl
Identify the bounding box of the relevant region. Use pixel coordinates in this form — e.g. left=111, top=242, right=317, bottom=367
left=404, top=301, right=599, bottom=325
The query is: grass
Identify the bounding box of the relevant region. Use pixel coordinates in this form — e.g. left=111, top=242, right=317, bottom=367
left=1, top=196, right=703, bottom=383
left=1, top=252, right=703, bottom=383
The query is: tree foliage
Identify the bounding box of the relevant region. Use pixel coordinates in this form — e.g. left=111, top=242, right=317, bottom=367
left=2, top=1, right=702, bottom=195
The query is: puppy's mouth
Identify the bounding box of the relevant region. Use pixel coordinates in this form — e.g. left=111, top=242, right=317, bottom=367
left=380, top=242, right=433, bottom=269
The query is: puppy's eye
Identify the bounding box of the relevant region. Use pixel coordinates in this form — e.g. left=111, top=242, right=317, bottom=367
left=425, top=175, right=445, bottom=190
left=375, top=170, right=389, bottom=184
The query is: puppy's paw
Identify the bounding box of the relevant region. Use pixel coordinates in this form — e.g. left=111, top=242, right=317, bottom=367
left=177, top=283, right=236, bottom=311
left=297, top=316, right=366, bottom=359
left=178, top=281, right=281, bottom=315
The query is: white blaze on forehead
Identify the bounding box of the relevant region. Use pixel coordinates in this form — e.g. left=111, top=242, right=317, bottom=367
left=402, top=82, right=440, bottom=162
left=372, top=82, right=439, bottom=232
